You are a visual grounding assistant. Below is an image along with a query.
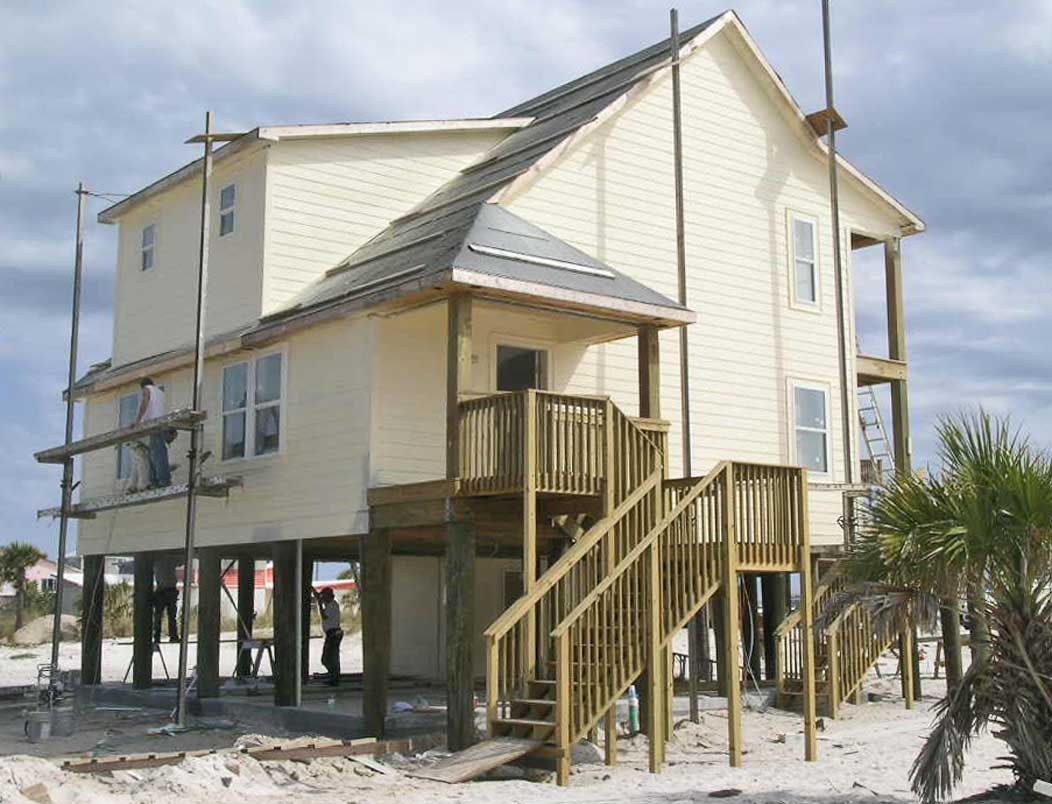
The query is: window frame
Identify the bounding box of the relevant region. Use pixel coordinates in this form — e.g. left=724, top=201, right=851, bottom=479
left=490, top=335, right=553, bottom=393
left=116, top=390, right=142, bottom=478
left=787, top=209, right=820, bottom=311
left=787, top=378, right=833, bottom=479
left=219, top=347, right=287, bottom=464
left=141, top=223, right=157, bottom=271
left=218, top=184, right=236, bottom=237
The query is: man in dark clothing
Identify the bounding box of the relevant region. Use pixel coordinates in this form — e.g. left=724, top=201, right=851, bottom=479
left=153, top=556, right=180, bottom=643
left=312, top=587, right=342, bottom=685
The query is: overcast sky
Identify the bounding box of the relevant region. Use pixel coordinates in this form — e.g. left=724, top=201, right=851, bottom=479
left=2, top=1, right=1050, bottom=558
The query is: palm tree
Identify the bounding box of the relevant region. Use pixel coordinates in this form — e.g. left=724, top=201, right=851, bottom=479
left=0, top=542, right=46, bottom=631
left=847, top=411, right=1052, bottom=802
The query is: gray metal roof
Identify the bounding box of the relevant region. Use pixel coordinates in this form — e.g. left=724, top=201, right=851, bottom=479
left=267, top=14, right=724, bottom=325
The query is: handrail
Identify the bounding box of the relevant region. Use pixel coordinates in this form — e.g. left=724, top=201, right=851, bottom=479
left=483, top=466, right=662, bottom=640
left=552, top=462, right=728, bottom=638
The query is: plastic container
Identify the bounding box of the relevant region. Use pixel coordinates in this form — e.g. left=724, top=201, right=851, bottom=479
left=627, top=685, right=640, bottom=734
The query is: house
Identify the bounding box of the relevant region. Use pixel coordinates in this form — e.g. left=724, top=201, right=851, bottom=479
left=58, top=10, right=920, bottom=778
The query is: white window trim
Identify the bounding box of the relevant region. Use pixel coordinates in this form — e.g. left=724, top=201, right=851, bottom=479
left=141, top=223, right=157, bottom=272
left=787, top=377, right=834, bottom=480
left=787, top=209, right=820, bottom=311
left=218, top=346, right=287, bottom=464
left=218, top=183, right=236, bottom=237
left=489, top=333, right=554, bottom=392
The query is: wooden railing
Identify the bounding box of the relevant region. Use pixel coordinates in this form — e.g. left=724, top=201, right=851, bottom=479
left=775, top=566, right=842, bottom=703
left=550, top=462, right=809, bottom=749
left=732, top=463, right=807, bottom=570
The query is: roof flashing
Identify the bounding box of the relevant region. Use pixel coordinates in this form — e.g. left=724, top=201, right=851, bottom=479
left=467, top=242, right=615, bottom=279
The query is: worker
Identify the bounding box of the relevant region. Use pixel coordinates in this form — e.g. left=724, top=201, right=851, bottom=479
left=312, top=587, right=342, bottom=686
left=135, top=377, right=171, bottom=487
left=153, top=555, right=181, bottom=644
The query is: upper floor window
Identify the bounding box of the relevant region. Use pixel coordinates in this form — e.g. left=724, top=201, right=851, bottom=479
left=116, top=390, right=141, bottom=478
left=219, top=184, right=236, bottom=236
left=221, top=352, right=283, bottom=460
left=791, top=381, right=830, bottom=475
left=496, top=344, right=548, bottom=391
left=789, top=213, right=818, bottom=307
left=141, top=224, right=156, bottom=271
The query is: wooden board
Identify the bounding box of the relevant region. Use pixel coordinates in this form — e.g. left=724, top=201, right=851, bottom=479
left=37, top=476, right=240, bottom=519
left=409, top=737, right=542, bottom=784
left=35, top=408, right=206, bottom=464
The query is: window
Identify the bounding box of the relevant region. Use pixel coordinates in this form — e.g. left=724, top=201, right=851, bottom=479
left=792, top=383, right=830, bottom=474
left=141, top=224, right=156, bottom=271
left=222, top=352, right=283, bottom=460
left=496, top=345, right=548, bottom=391
left=116, top=391, right=141, bottom=478
left=789, top=213, right=818, bottom=306
left=219, top=184, right=236, bottom=236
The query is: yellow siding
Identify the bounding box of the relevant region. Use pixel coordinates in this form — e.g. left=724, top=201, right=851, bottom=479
left=503, top=28, right=904, bottom=546
left=262, top=131, right=511, bottom=311
left=111, top=150, right=268, bottom=367
left=78, top=317, right=373, bottom=555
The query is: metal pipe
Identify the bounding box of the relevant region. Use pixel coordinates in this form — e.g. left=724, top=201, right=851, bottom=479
left=176, top=111, right=214, bottom=726
left=821, top=0, right=854, bottom=485
left=49, top=182, right=89, bottom=688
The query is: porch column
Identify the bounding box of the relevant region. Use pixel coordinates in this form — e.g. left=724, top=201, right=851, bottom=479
left=761, top=573, right=788, bottom=680
left=301, top=557, right=313, bottom=684
left=272, top=540, right=303, bottom=707
left=80, top=554, right=105, bottom=685
left=885, top=237, right=911, bottom=474
left=637, top=325, right=661, bottom=418
left=446, top=519, right=478, bottom=751
left=362, top=529, right=392, bottom=736
left=236, top=556, right=255, bottom=677
left=132, top=553, right=155, bottom=690
left=741, top=574, right=762, bottom=683
left=196, top=548, right=222, bottom=699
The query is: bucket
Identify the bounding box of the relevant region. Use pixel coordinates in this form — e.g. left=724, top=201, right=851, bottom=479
left=24, top=710, right=51, bottom=743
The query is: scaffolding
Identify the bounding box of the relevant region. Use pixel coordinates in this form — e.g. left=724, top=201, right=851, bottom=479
left=34, top=112, right=245, bottom=727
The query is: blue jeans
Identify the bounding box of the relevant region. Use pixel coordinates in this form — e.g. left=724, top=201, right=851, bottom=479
left=149, top=432, right=171, bottom=487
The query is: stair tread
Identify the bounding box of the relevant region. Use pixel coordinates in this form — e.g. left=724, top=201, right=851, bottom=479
left=511, top=698, right=555, bottom=707
left=495, top=717, right=555, bottom=728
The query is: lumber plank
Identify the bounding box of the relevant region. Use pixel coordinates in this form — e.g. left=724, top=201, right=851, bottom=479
left=408, top=737, right=542, bottom=783
left=35, top=408, right=205, bottom=464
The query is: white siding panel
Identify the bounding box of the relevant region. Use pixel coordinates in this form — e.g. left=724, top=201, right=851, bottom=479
left=262, top=131, right=510, bottom=311
left=505, top=28, right=905, bottom=547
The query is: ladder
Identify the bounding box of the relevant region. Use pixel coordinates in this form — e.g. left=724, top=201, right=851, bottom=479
left=857, top=384, right=893, bottom=484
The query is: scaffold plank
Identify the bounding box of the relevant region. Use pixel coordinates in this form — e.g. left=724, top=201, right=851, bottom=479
left=36, top=476, right=241, bottom=520
left=34, top=408, right=206, bottom=464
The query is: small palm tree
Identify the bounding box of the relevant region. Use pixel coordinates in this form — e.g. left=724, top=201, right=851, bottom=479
left=848, top=411, right=1052, bottom=802
left=0, top=542, right=46, bottom=631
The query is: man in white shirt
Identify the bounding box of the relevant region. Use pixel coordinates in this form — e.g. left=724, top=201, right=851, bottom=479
left=135, top=377, right=171, bottom=487
left=312, top=587, right=342, bottom=686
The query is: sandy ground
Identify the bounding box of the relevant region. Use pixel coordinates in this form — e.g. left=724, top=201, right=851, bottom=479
left=0, top=658, right=1021, bottom=804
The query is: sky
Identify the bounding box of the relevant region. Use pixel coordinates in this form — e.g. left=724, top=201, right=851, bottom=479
left=1, top=0, right=1050, bottom=558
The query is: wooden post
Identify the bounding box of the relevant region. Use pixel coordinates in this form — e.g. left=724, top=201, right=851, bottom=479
left=362, top=528, right=391, bottom=736
left=272, top=540, right=302, bottom=707
left=446, top=519, right=477, bottom=752
left=604, top=706, right=618, bottom=766
left=80, top=554, right=105, bottom=686
left=799, top=470, right=818, bottom=762
left=301, top=558, right=313, bottom=683
left=236, top=556, right=255, bottom=677
left=555, top=631, right=571, bottom=785
left=901, top=619, right=915, bottom=710
left=884, top=237, right=911, bottom=474
left=132, top=553, right=155, bottom=690
left=761, top=573, right=787, bottom=680
left=196, top=548, right=221, bottom=699
left=720, top=466, right=743, bottom=767
left=637, top=325, right=661, bottom=419
left=827, top=631, right=841, bottom=719
left=523, top=389, right=537, bottom=667
left=646, top=539, right=663, bottom=773
left=712, top=595, right=727, bottom=696
left=446, top=294, right=472, bottom=481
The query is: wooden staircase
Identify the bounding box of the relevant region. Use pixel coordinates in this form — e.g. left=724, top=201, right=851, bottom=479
left=435, top=390, right=818, bottom=785
left=775, top=563, right=914, bottom=718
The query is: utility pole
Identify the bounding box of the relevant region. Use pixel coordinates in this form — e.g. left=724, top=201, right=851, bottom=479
left=49, top=182, right=89, bottom=696
left=175, top=112, right=215, bottom=727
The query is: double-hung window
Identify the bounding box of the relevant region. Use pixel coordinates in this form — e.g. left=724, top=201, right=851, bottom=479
left=789, top=213, right=818, bottom=307
left=219, top=184, right=236, bottom=236
left=221, top=352, right=283, bottom=460
left=116, top=391, right=141, bottom=478
left=791, top=382, right=831, bottom=475
left=141, top=224, right=156, bottom=271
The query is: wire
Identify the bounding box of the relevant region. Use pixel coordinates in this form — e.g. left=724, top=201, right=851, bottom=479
left=739, top=576, right=768, bottom=712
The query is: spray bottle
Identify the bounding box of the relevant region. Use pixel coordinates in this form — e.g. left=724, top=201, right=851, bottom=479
left=627, top=685, right=640, bottom=734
